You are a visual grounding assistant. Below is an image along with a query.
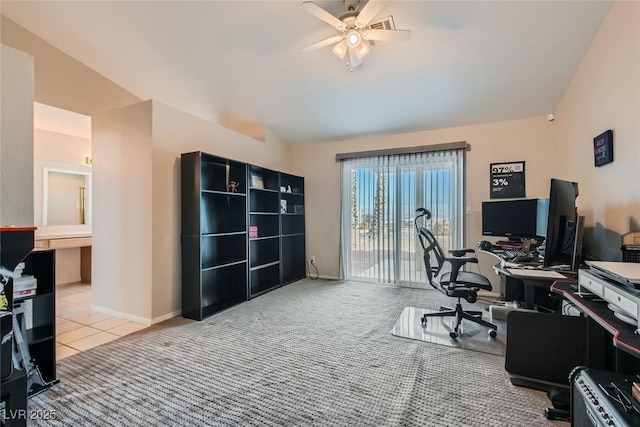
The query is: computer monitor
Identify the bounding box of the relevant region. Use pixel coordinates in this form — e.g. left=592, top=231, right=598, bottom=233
left=482, top=199, right=545, bottom=240
left=542, top=178, right=580, bottom=269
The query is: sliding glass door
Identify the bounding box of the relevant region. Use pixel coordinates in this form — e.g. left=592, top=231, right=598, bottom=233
left=340, top=148, right=465, bottom=287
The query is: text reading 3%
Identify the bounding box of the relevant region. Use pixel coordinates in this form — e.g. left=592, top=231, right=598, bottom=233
left=493, top=178, right=509, bottom=186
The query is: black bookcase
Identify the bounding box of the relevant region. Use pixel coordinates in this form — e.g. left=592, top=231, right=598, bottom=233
left=181, top=152, right=305, bottom=320
left=248, top=166, right=281, bottom=297
left=181, top=152, right=248, bottom=320
left=18, top=249, right=57, bottom=388
left=279, top=173, right=306, bottom=284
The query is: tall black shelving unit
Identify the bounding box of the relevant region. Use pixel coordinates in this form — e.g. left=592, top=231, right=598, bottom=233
left=181, top=152, right=248, bottom=320
left=181, top=151, right=305, bottom=320
left=248, top=166, right=281, bottom=298
left=279, top=173, right=306, bottom=284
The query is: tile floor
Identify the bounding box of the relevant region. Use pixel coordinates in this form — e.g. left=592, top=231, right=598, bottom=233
left=55, top=282, right=148, bottom=360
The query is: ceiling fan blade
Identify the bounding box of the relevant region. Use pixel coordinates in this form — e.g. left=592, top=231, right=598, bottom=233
left=302, top=1, right=344, bottom=29
left=362, top=29, right=411, bottom=42
left=355, top=0, right=385, bottom=27
left=301, top=35, right=345, bottom=51
left=348, top=46, right=363, bottom=67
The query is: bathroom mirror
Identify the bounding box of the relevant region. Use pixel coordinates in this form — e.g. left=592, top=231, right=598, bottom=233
left=42, top=166, right=92, bottom=226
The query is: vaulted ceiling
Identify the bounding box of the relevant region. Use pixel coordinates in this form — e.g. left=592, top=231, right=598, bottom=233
left=1, top=1, right=612, bottom=143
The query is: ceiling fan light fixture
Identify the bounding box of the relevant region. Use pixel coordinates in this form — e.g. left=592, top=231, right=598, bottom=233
left=354, top=40, right=370, bottom=59
left=332, top=39, right=348, bottom=59
left=346, top=30, right=361, bottom=47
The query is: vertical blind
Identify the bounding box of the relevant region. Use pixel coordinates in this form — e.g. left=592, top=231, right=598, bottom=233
left=340, top=147, right=465, bottom=287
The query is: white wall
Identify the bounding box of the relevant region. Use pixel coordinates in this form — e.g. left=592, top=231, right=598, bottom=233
left=291, top=117, right=557, bottom=280
left=1, top=44, right=34, bottom=226
left=93, top=100, right=293, bottom=323
left=554, top=1, right=640, bottom=261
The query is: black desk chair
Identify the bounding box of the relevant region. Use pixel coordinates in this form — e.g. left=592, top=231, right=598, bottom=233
left=415, top=208, right=498, bottom=339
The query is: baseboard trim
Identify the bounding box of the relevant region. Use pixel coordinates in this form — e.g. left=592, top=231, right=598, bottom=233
left=313, top=275, right=340, bottom=281
left=89, top=305, right=181, bottom=326
left=89, top=305, right=152, bottom=326
left=151, top=310, right=181, bottom=325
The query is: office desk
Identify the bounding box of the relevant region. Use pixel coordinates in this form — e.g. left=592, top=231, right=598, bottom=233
left=493, top=263, right=569, bottom=310
left=551, top=280, right=640, bottom=373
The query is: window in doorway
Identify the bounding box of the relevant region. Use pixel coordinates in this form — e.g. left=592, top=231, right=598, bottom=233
left=339, top=145, right=466, bottom=287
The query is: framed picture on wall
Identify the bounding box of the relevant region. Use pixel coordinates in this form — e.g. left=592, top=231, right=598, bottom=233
left=489, top=161, right=525, bottom=199
left=593, top=130, right=613, bottom=167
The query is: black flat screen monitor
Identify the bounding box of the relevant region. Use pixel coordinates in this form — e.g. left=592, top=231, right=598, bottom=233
left=482, top=199, right=544, bottom=240
left=543, top=179, right=579, bottom=269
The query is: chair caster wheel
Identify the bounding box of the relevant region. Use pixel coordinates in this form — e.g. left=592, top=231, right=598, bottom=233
left=489, top=330, right=497, bottom=338
left=449, top=331, right=458, bottom=339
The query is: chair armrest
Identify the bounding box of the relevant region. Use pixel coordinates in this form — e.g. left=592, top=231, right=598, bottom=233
left=444, top=256, right=478, bottom=283
left=445, top=256, right=478, bottom=265
left=448, top=248, right=475, bottom=257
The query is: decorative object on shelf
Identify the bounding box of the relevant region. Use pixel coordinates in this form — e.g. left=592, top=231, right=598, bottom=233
left=294, top=205, right=305, bottom=214
left=287, top=185, right=292, bottom=193
left=280, top=186, right=287, bottom=192
left=251, top=174, right=264, bottom=189
left=228, top=181, right=239, bottom=193
left=280, top=200, right=288, bottom=213
left=593, top=130, right=613, bottom=167
left=249, top=226, right=258, bottom=239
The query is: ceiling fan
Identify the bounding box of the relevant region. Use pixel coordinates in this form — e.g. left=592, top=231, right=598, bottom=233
left=301, top=0, right=411, bottom=69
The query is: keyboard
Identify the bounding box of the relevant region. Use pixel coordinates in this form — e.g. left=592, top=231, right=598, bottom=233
left=502, top=249, right=527, bottom=259
left=512, top=255, right=541, bottom=264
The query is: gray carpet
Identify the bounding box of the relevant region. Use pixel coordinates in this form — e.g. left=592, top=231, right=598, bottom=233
left=27, top=279, right=560, bottom=426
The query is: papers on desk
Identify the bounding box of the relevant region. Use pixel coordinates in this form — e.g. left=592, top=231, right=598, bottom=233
left=506, top=268, right=566, bottom=279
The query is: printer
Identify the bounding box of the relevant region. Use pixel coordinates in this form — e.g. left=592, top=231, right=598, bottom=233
left=579, top=261, right=640, bottom=334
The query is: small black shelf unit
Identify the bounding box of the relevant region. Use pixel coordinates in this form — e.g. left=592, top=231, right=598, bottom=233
left=181, top=152, right=306, bottom=320
left=19, top=249, right=57, bottom=388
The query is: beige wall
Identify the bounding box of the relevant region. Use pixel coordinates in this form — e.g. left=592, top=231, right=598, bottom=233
left=151, top=101, right=292, bottom=320
left=0, top=44, right=34, bottom=226
left=554, top=1, right=640, bottom=261
left=291, top=117, right=557, bottom=280
left=1, top=16, right=140, bottom=116
left=93, top=100, right=292, bottom=323
left=92, top=102, right=154, bottom=322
